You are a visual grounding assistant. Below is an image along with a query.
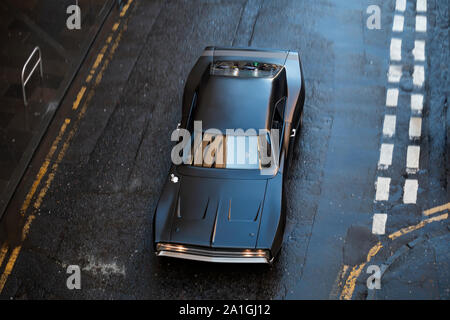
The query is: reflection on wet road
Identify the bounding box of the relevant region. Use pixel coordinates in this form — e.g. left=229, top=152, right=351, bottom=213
left=0, top=0, right=448, bottom=299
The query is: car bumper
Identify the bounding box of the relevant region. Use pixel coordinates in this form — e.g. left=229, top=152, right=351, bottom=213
left=155, top=243, right=272, bottom=264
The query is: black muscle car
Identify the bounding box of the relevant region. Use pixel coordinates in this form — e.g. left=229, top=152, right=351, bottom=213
left=153, top=47, right=305, bottom=264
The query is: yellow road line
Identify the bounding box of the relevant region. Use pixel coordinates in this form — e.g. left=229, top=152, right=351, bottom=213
left=83, top=0, right=132, bottom=86
left=92, top=46, right=109, bottom=71
left=0, top=243, right=8, bottom=269
left=34, top=120, right=74, bottom=210
left=339, top=212, right=449, bottom=299
left=19, top=119, right=70, bottom=216
left=21, top=214, right=35, bottom=242
left=86, top=24, right=120, bottom=85
left=340, top=242, right=382, bottom=300
left=0, top=246, right=21, bottom=293
left=120, top=0, right=133, bottom=17
left=0, top=120, right=80, bottom=294
left=112, top=22, right=120, bottom=31
left=339, top=265, right=349, bottom=285
left=92, top=53, right=105, bottom=70
left=94, top=23, right=126, bottom=86
left=0, top=90, right=70, bottom=285
left=389, top=213, right=448, bottom=240
left=0, top=136, right=73, bottom=292
left=423, top=202, right=450, bottom=216
left=72, top=86, right=86, bottom=110
left=329, top=264, right=349, bottom=299
left=0, top=4, right=134, bottom=294
left=100, top=44, right=108, bottom=55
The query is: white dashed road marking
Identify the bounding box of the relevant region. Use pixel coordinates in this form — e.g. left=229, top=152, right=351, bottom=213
left=411, top=94, right=424, bottom=114
left=378, top=144, right=394, bottom=169
left=409, top=117, right=422, bottom=139
left=383, top=115, right=396, bottom=137
left=403, top=179, right=418, bottom=204
left=375, top=177, right=391, bottom=202
left=388, top=65, right=402, bottom=83
left=413, top=40, right=426, bottom=61
left=386, top=88, right=399, bottom=107
left=416, top=15, right=427, bottom=32
left=406, top=145, right=420, bottom=173
left=417, top=0, right=427, bottom=13
left=413, top=65, right=425, bottom=87
left=390, top=38, right=402, bottom=61
left=372, top=214, right=388, bottom=235
left=395, top=0, right=406, bottom=12
left=371, top=1, right=428, bottom=234
left=393, top=15, right=404, bottom=32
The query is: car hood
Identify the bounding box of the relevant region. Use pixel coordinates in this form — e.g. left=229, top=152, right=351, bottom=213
left=170, top=175, right=268, bottom=248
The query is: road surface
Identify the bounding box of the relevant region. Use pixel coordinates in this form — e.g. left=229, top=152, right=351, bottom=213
left=0, top=0, right=448, bottom=299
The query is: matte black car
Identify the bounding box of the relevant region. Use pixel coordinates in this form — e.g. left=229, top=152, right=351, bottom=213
left=153, top=47, right=305, bottom=264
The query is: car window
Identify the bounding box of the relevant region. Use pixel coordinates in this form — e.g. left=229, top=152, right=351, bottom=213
left=185, top=132, right=274, bottom=170
left=272, top=98, right=285, bottom=130
left=186, top=91, right=198, bottom=132
left=271, top=98, right=286, bottom=145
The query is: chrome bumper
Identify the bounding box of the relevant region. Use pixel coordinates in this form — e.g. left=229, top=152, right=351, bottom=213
left=156, top=243, right=272, bottom=264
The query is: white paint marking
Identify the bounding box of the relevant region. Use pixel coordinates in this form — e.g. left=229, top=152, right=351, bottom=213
left=386, top=88, right=399, bottom=107
left=375, top=177, right=391, bottom=201
left=378, top=144, right=394, bottom=169
left=406, top=145, right=420, bottom=173
left=413, top=65, right=425, bottom=87
left=403, top=179, right=418, bottom=204
left=411, top=94, right=424, bottom=114
left=393, top=15, right=404, bottom=32
left=395, top=0, right=406, bottom=12
left=409, top=117, right=423, bottom=139
left=83, top=256, right=126, bottom=276
left=388, top=65, right=402, bottom=83
left=413, top=40, right=426, bottom=61
left=417, top=0, right=427, bottom=12
left=383, top=115, right=397, bottom=137
left=372, top=214, right=388, bottom=235
left=416, top=15, right=427, bottom=32
left=390, top=38, right=402, bottom=61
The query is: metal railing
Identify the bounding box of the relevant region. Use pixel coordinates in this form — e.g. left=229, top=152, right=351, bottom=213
left=21, top=46, right=43, bottom=106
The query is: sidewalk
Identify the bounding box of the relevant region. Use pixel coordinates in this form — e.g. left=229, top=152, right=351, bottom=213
left=0, top=0, right=115, bottom=218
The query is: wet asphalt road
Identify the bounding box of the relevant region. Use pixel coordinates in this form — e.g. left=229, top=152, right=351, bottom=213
left=0, top=0, right=448, bottom=299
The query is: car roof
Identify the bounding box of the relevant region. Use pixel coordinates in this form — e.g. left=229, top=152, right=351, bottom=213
left=193, top=75, right=275, bottom=132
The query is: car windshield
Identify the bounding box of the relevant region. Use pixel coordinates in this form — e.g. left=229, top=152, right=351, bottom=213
left=183, top=132, right=274, bottom=170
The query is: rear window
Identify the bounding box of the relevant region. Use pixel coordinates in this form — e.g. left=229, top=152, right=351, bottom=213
left=184, top=132, right=274, bottom=170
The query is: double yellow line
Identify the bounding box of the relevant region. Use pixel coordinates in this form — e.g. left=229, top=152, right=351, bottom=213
left=0, top=0, right=135, bottom=295
left=339, top=202, right=449, bottom=300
